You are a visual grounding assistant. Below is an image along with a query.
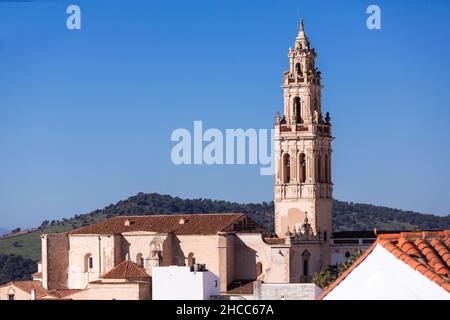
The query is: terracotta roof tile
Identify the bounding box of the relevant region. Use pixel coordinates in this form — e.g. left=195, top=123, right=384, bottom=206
left=6, top=281, right=48, bottom=298
left=101, top=260, right=151, bottom=280
left=263, top=238, right=286, bottom=245
left=227, top=280, right=254, bottom=295
left=70, top=213, right=264, bottom=236
left=320, top=230, right=450, bottom=299
left=45, top=289, right=82, bottom=299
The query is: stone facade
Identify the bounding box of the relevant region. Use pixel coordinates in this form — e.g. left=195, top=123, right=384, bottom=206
left=273, top=19, right=333, bottom=274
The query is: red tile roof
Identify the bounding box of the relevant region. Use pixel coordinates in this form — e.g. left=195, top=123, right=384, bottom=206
left=3, top=281, right=48, bottom=299
left=70, top=213, right=263, bottom=235
left=226, top=280, right=255, bottom=295
left=263, top=238, right=286, bottom=245
left=319, top=230, right=450, bottom=299
left=0, top=281, right=83, bottom=300
left=101, top=260, right=151, bottom=280
left=43, top=289, right=82, bottom=299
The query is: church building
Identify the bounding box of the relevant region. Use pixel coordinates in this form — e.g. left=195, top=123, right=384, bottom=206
left=0, top=20, right=334, bottom=300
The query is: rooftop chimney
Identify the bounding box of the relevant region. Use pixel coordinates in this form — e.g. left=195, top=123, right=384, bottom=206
left=30, top=289, right=36, bottom=300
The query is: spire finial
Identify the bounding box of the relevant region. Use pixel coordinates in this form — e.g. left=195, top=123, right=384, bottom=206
left=296, top=17, right=308, bottom=44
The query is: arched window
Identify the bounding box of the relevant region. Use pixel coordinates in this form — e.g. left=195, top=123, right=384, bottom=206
left=345, top=251, right=351, bottom=259
left=136, top=253, right=144, bottom=268
left=299, top=153, right=306, bottom=183
left=187, top=252, right=195, bottom=267
left=325, top=155, right=329, bottom=183
left=302, top=250, right=311, bottom=278
left=84, top=253, right=93, bottom=272
left=256, top=262, right=263, bottom=278
left=303, top=260, right=309, bottom=277
left=150, top=238, right=162, bottom=259
left=295, top=63, right=301, bottom=75
left=293, top=97, right=302, bottom=123
left=316, top=156, right=322, bottom=182
left=283, top=154, right=291, bottom=183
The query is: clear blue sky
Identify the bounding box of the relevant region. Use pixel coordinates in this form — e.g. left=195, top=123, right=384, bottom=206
left=1, top=0, right=449, bottom=229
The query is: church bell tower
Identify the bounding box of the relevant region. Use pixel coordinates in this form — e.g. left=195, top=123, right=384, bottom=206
left=274, top=19, right=333, bottom=241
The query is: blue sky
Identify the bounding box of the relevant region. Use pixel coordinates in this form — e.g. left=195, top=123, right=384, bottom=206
left=0, top=0, right=449, bottom=229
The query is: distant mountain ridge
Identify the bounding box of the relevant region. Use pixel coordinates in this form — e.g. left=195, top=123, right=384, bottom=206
left=0, top=192, right=449, bottom=263
left=0, top=192, right=448, bottom=285
left=75, top=193, right=450, bottom=233
left=0, top=228, right=9, bottom=237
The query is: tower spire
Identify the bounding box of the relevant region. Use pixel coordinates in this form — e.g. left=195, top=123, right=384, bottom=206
left=296, top=17, right=309, bottom=48
left=275, top=21, right=332, bottom=240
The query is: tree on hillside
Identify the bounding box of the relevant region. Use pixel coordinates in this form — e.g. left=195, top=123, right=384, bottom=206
left=0, top=254, right=37, bottom=285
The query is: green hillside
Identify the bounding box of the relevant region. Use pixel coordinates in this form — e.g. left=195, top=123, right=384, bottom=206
left=1, top=192, right=449, bottom=262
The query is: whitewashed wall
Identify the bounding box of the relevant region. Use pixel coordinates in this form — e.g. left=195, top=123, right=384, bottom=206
left=152, top=266, right=219, bottom=300
left=323, top=244, right=450, bottom=300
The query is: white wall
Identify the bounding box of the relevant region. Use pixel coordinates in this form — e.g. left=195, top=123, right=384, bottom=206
left=324, top=244, right=450, bottom=300
left=152, top=266, right=220, bottom=300
left=254, top=281, right=323, bottom=300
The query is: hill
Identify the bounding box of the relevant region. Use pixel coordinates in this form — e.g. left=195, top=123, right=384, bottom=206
left=0, top=254, right=37, bottom=285
left=0, top=192, right=449, bottom=262
left=0, top=228, right=9, bottom=236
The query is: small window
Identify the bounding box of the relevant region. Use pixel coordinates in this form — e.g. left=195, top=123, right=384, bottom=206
left=214, top=280, right=218, bottom=288
left=136, top=253, right=144, bottom=268
left=303, top=259, right=309, bottom=277
left=323, top=231, right=328, bottom=242
left=283, top=154, right=291, bottom=183
left=84, top=254, right=93, bottom=272
left=345, top=251, right=351, bottom=258
left=187, top=252, right=195, bottom=267
left=299, top=153, right=306, bottom=183
left=8, top=294, right=15, bottom=301
left=302, top=250, right=311, bottom=278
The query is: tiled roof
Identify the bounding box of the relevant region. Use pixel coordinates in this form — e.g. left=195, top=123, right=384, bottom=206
left=101, top=260, right=151, bottom=280
left=7, top=281, right=48, bottom=298
left=377, top=231, right=450, bottom=291
left=263, top=238, right=286, bottom=245
left=45, top=289, right=82, bottom=299
left=319, top=230, right=450, bottom=299
left=226, top=280, right=254, bottom=295
left=70, top=213, right=261, bottom=235
left=1, top=281, right=83, bottom=300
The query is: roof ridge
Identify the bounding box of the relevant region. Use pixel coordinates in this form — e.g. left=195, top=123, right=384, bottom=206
left=70, top=213, right=255, bottom=236
left=101, top=259, right=150, bottom=279
left=378, top=230, right=450, bottom=240
left=318, top=241, right=378, bottom=300
left=113, top=213, right=245, bottom=218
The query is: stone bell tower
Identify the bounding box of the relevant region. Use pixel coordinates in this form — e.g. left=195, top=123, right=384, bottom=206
left=274, top=19, right=333, bottom=241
